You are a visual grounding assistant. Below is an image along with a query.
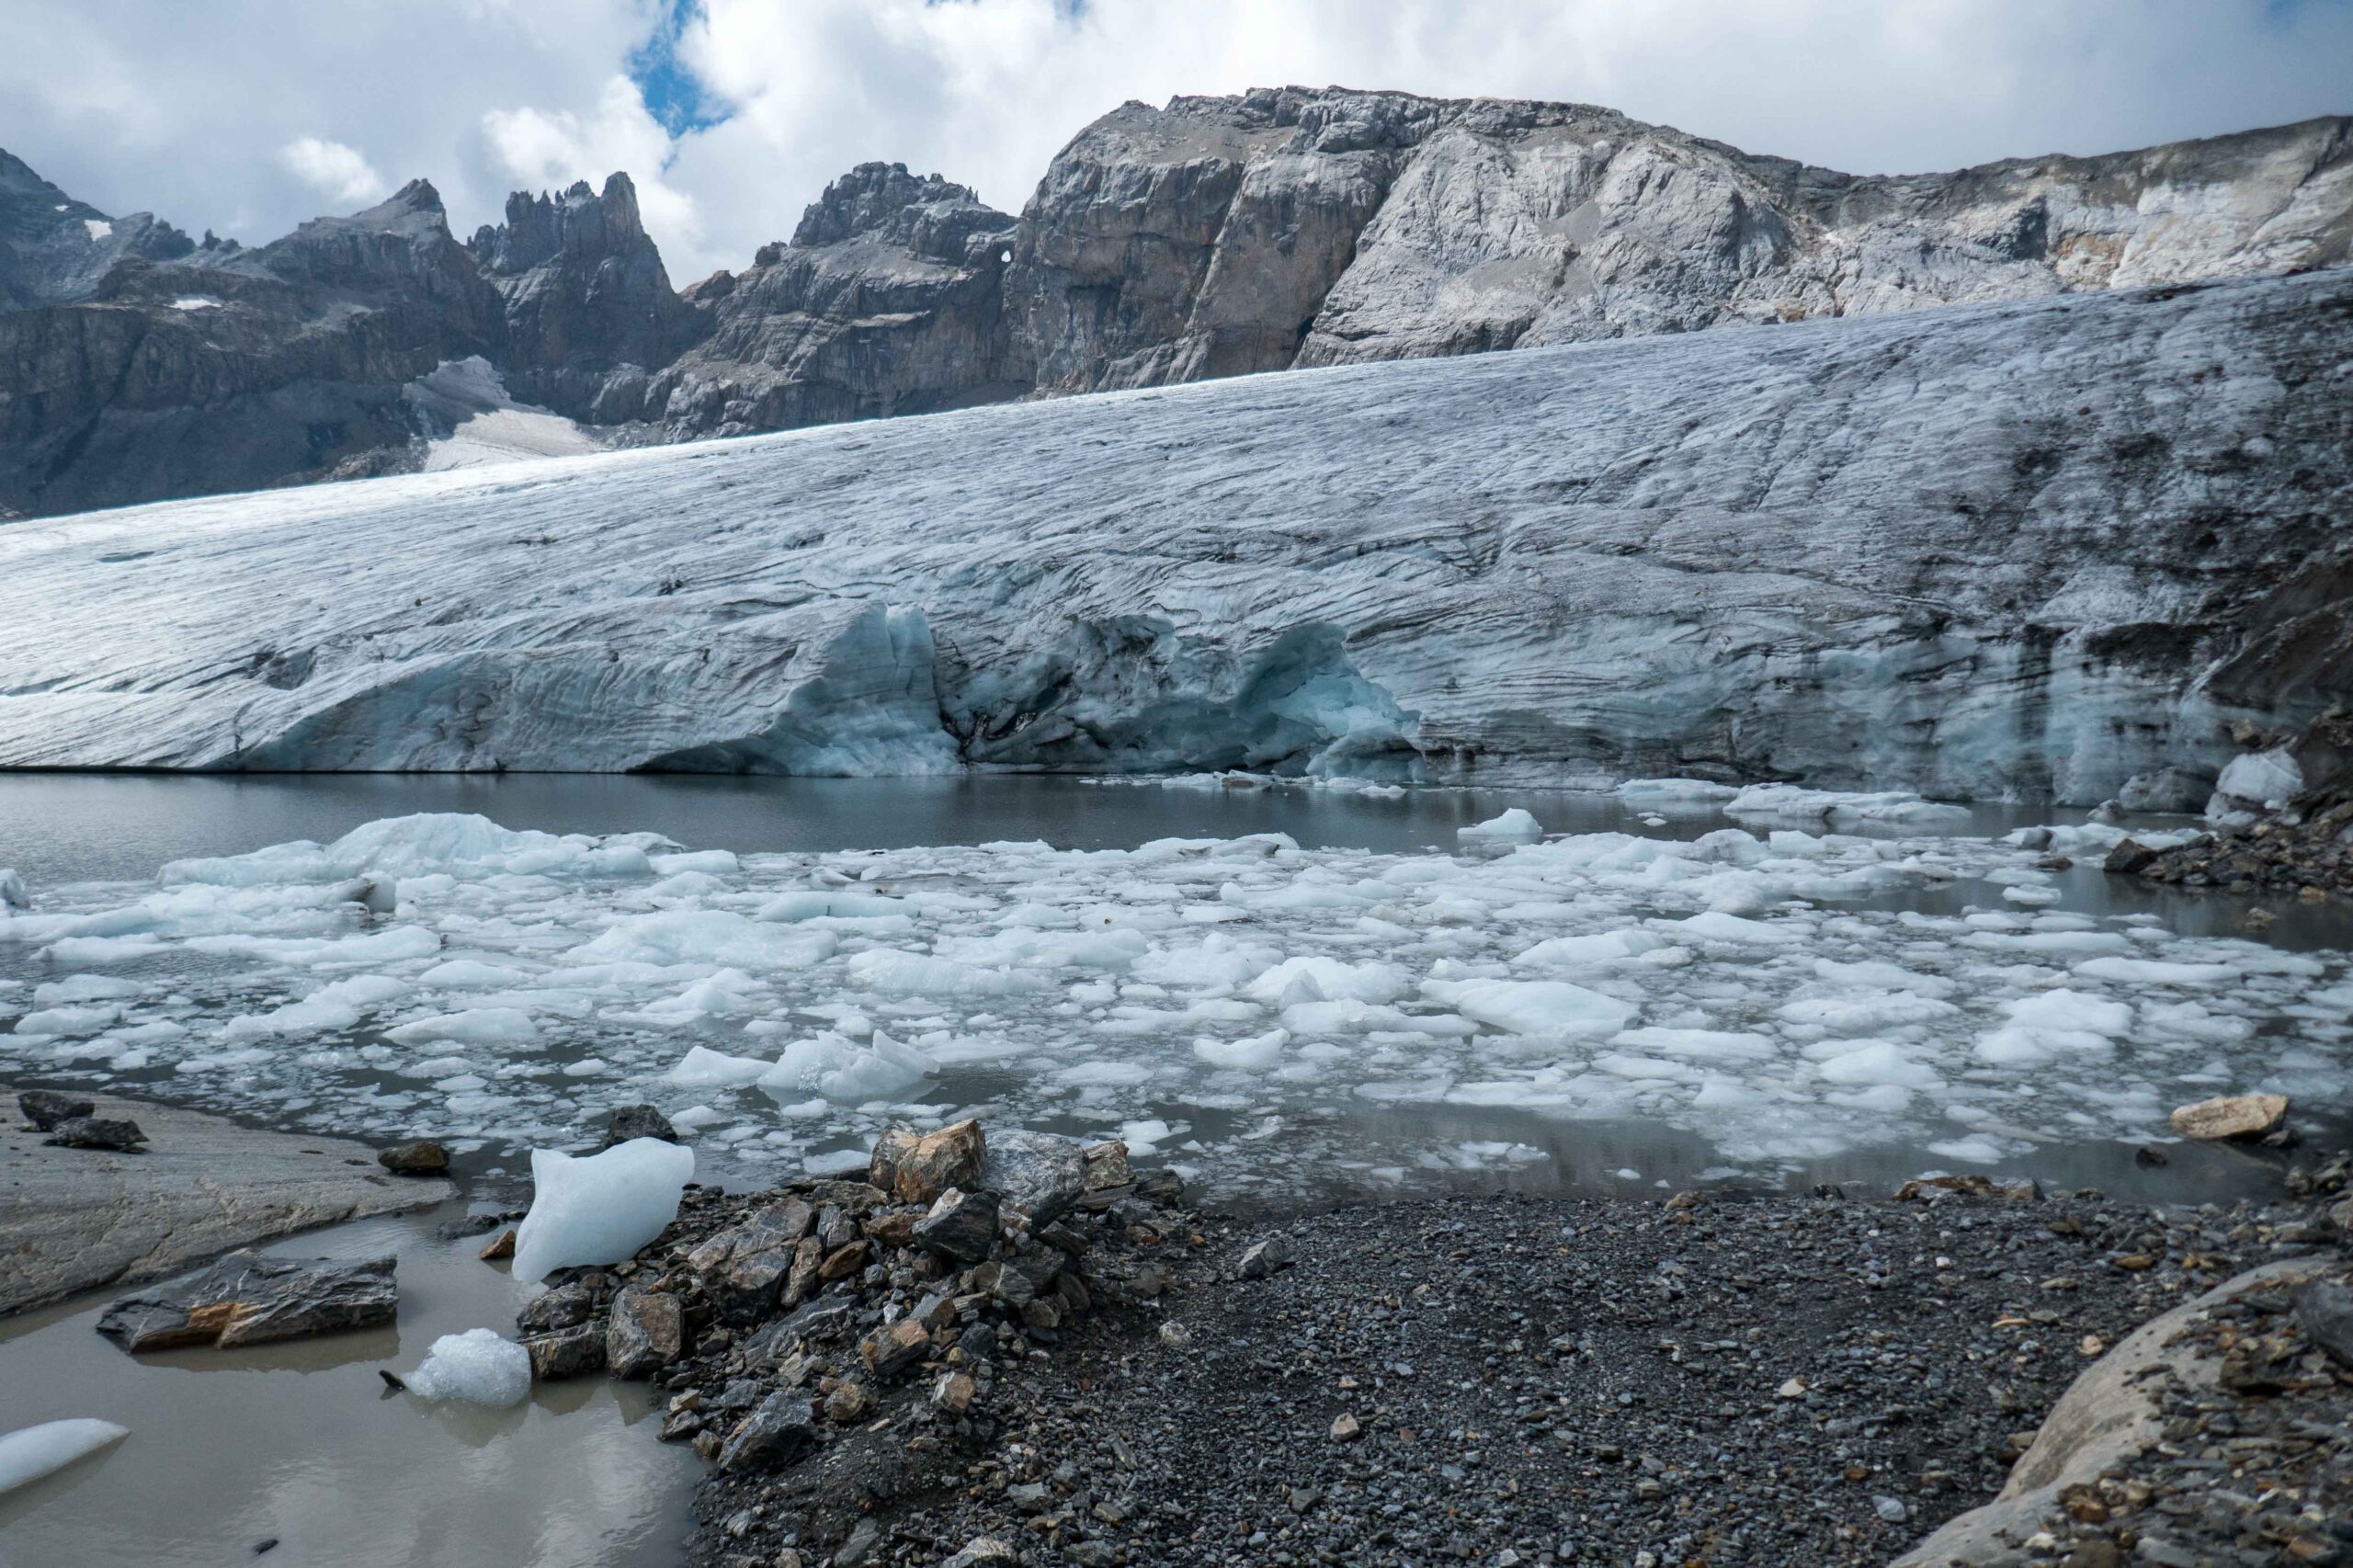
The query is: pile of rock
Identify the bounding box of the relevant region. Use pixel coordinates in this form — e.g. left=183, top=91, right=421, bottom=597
left=507, top=1119, right=1191, bottom=1482
left=19, top=1088, right=145, bottom=1151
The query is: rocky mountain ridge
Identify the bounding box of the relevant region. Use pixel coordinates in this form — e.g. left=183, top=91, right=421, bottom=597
left=1, top=87, right=2347, bottom=517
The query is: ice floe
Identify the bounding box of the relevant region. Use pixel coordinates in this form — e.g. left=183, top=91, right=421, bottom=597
left=0, top=807, right=2346, bottom=1195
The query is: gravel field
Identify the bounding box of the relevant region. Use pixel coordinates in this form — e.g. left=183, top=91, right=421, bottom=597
left=654, top=1149, right=2350, bottom=1568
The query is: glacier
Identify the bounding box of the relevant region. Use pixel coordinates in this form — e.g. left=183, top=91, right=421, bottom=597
left=0, top=268, right=2347, bottom=801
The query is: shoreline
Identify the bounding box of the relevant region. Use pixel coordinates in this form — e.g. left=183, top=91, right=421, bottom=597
left=0, top=1080, right=453, bottom=1316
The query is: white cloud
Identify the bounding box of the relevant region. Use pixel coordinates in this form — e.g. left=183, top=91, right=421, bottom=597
left=278, top=136, right=382, bottom=206
left=0, top=0, right=2345, bottom=283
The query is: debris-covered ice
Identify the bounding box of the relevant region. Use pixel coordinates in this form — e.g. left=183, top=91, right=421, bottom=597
left=0, top=807, right=2344, bottom=1195
left=0, top=1418, right=130, bottom=1495
left=404, top=1329, right=532, bottom=1408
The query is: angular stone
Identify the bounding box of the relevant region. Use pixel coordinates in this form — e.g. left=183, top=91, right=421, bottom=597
left=933, top=1369, right=977, bottom=1413
left=689, top=1199, right=816, bottom=1319
left=781, top=1235, right=824, bottom=1309
left=943, top=1540, right=1017, bottom=1568
left=1081, top=1140, right=1131, bottom=1191
left=46, top=1116, right=146, bottom=1151
left=606, top=1287, right=685, bottom=1379
left=97, top=1251, right=397, bottom=1352
left=823, top=1379, right=870, bottom=1423
left=2103, top=838, right=2161, bottom=875
left=981, top=1129, right=1086, bottom=1224
left=884, top=1119, right=986, bottom=1206
left=717, top=1392, right=821, bottom=1473
left=818, top=1239, right=871, bottom=1282
left=868, top=1126, right=921, bottom=1196
left=2295, top=1279, right=2353, bottom=1368
left=517, top=1280, right=597, bottom=1334
left=525, top=1322, right=607, bottom=1380
left=17, top=1089, right=94, bottom=1131
left=479, top=1228, right=517, bottom=1261
left=376, top=1139, right=449, bottom=1176
left=1238, top=1236, right=1294, bottom=1278
left=601, top=1104, right=678, bottom=1148
left=912, top=1187, right=1001, bottom=1265
left=860, top=1318, right=931, bottom=1380
left=2169, top=1093, right=2289, bottom=1141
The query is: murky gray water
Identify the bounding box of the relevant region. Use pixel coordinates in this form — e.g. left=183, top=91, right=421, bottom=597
left=0, top=1202, right=695, bottom=1568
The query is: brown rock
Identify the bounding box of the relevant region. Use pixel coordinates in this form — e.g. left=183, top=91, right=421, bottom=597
left=933, top=1369, right=977, bottom=1413
left=889, top=1119, right=986, bottom=1205
left=860, top=1318, right=931, bottom=1379
left=607, top=1287, right=686, bottom=1378
left=376, top=1140, right=449, bottom=1176
left=2103, top=838, right=2161, bottom=875
left=96, top=1251, right=397, bottom=1352
left=823, top=1380, right=870, bottom=1423
left=781, top=1236, right=824, bottom=1309
left=1329, top=1412, right=1361, bottom=1442
left=868, top=1126, right=922, bottom=1195
left=2169, top=1093, right=2289, bottom=1141
left=479, top=1228, right=517, bottom=1261
left=1081, top=1140, right=1131, bottom=1191
left=525, top=1323, right=606, bottom=1380
left=818, top=1239, right=871, bottom=1281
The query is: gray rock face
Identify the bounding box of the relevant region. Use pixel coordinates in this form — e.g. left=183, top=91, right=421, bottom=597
left=980, top=1131, right=1087, bottom=1226
left=0, top=178, right=504, bottom=517
left=1009, top=88, right=2353, bottom=390
left=95, top=1249, right=398, bottom=1352
left=619, top=162, right=1022, bottom=439
left=468, top=172, right=705, bottom=419
left=0, top=147, right=192, bottom=311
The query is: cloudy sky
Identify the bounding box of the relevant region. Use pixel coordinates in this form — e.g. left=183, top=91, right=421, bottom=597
left=3, top=0, right=2347, bottom=282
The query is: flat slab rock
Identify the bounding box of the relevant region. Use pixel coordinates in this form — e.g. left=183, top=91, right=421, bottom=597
left=96, top=1249, right=398, bottom=1352
left=1, top=1082, right=454, bottom=1315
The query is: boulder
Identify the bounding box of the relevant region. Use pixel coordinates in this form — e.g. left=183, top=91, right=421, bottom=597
left=44, top=1116, right=146, bottom=1151
left=1081, top=1140, right=1131, bottom=1191
left=878, top=1119, right=985, bottom=1205
left=2169, top=1093, right=2290, bottom=1141
left=524, top=1323, right=606, bottom=1380
left=607, top=1287, right=686, bottom=1378
left=601, top=1104, right=678, bottom=1148
left=376, top=1139, right=449, bottom=1176
left=981, top=1129, right=1086, bottom=1224
left=17, top=1089, right=94, bottom=1131
left=97, top=1251, right=397, bottom=1352
left=1238, top=1236, right=1294, bottom=1278
left=687, top=1199, right=815, bottom=1319
left=911, top=1187, right=1000, bottom=1265
left=717, top=1392, right=821, bottom=1473
left=860, top=1319, right=931, bottom=1380
left=2103, top=838, right=2161, bottom=875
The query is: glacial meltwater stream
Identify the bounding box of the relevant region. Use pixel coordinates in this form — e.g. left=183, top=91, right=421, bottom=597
left=2, top=773, right=2347, bottom=1562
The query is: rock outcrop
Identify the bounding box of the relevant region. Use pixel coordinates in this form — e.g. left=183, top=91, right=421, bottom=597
left=0, top=267, right=2345, bottom=800
left=0, top=179, right=505, bottom=517
left=467, top=172, right=705, bottom=419
left=2, top=91, right=2347, bottom=517
left=617, top=163, right=1022, bottom=438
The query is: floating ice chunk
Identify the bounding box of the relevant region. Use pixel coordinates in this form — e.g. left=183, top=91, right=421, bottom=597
left=510, top=1138, right=695, bottom=1283
left=846, top=949, right=1048, bottom=997
left=1194, top=1028, right=1289, bottom=1071
left=758, top=1028, right=937, bottom=1100
left=418, top=959, right=531, bottom=987
left=31, top=974, right=142, bottom=1006
left=651, top=849, right=740, bottom=877
left=1459, top=808, right=1542, bottom=841
left=1514, top=929, right=1668, bottom=969
left=2006, top=990, right=2132, bottom=1035
left=386, top=1007, right=539, bottom=1048
left=570, top=911, right=835, bottom=971
left=1776, top=993, right=1958, bottom=1033
left=0, top=869, right=26, bottom=912
left=1615, top=778, right=1738, bottom=803
left=1611, top=1026, right=1778, bottom=1062
left=404, top=1329, right=532, bottom=1407
left=13, top=1005, right=119, bottom=1038
left=187, top=926, right=442, bottom=968
left=1725, top=785, right=1969, bottom=824
left=1419, top=977, right=1637, bottom=1038
left=1812, top=1041, right=1942, bottom=1088
left=1925, top=1136, right=2009, bottom=1165
left=1673, top=911, right=1803, bottom=947
left=1120, top=1118, right=1177, bottom=1153
left=0, top=1418, right=130, bottom=1495
left=2073, top=956, right=2240, bottom=986
left=665, top=1044, right=774, bottom=1088
left=1242, top=956, right=1410, bottom=1006
left=757, top=890, right=909, bottom=923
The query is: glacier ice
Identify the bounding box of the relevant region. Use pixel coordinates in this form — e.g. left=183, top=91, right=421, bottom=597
left=404, top=1329, right=533, bottom=1408
left=0, top=1418, right=129, bottom=1496
left=509, top=1138, right=695, bottom=1284
left=0, top=270, right=2346, bottom=803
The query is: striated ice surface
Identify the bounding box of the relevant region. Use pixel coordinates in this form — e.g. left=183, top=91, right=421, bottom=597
left=1, top=806, right=2347, bottom=1194
left=0, top=270, right=2347, bottom=802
